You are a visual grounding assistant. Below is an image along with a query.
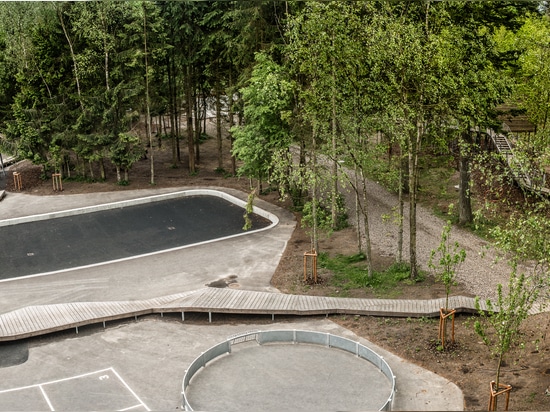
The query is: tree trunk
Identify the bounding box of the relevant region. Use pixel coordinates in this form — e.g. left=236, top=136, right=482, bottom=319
left=397, top=153, right=405, bottom=263
left=194, top=93, right=200, bottom=165
left=57, top=6, right=83, bottom=109
left=312, top=124, right=319, bottom=253
left=216, top=62, right=223, bottom=170
left=167, top=55, right=177, bottom=167
left=228, top=71, right=237, bottom=175
left=331, top=59, right=338, bottom=230
left=354, top=165, right=362, bottom=254
left=185, top=64, right=195, bottom=174
left=229, top=91, right=236, bottom=175
left=143, top=5, right=154, bottom=185
left=408, top=121, right=421, bottom=280
left=458, top=130, right=473, bottom=225
left=360, top=169, right=373, bottom=278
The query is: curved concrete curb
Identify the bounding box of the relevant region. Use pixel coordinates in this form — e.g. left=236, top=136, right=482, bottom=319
left=0, top=189, right=279, bottom=228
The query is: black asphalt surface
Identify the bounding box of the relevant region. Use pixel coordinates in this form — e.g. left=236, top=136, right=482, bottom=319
left=0, top=195, right=270, bottom=279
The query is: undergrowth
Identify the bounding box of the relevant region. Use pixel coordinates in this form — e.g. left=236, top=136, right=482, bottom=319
left=319, top=253, right=423, bottom=297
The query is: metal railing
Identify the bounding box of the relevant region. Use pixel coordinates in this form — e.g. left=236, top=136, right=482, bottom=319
left=181, top=329, right=396, bottom=411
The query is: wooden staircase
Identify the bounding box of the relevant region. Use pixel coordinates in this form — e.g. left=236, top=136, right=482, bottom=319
left=487, top=128, right=549, bottom=196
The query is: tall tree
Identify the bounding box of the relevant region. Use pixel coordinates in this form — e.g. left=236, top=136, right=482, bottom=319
left=231, top=52, right=294, bottom=192
left=69, top=1, right=145, bottom=181
left=4, top=4, right=76, bottom=174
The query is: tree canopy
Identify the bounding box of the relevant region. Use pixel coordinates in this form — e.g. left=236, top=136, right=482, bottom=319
left=0, top=0, right=548, bottom=282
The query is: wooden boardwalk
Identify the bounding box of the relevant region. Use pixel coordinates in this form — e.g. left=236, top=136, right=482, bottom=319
left=0, top=288, right=493, bottom=342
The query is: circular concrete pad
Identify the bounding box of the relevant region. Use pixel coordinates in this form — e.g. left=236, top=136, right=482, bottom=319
left=186, top=342, right=392, bottom=411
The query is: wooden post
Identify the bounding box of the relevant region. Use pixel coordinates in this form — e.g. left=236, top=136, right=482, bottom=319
left=438, top=308, right=456, bottom=349
left=303, top=249, right=318, bottom=283
left=13, top=172, right=22, bottom=191
left=52, top=173, right=63, bottom=191
left=489, top=381, right=512, bottom=411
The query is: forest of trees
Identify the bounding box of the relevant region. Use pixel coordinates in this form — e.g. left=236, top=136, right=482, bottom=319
left=1, top=1, right=550, bottom=281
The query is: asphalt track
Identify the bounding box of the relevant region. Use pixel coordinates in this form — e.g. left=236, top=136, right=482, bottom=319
left=0, top=196, right=269, bottom=279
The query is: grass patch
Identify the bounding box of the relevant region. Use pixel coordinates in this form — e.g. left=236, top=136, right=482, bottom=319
left=320, top=253, right=423, bottom=298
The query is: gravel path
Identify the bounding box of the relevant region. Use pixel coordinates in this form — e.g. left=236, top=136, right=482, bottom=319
left=339, top=172, right=514, bottom=303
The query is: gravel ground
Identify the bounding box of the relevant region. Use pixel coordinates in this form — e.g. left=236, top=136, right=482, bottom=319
left=338, top=169, right=515, bottom=304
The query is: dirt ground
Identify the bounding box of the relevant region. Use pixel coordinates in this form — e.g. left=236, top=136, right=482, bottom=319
left=3, top=131, right=550, bottom=411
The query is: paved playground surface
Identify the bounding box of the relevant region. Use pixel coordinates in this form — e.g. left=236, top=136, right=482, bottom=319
left=0, top=187, right=464, bottom=411
left=0, top=317, right=462, bottom=411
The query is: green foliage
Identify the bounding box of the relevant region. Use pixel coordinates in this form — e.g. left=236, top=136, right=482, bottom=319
left=489, top=207, right=550, bottom=304
left=242, top=189, right=256, bottom=231
left=231, top=52, right=295, bottom=184
left=474, top=269, right=539, bottom=386
left=490, top=210, right=550, bottom=270
left=428, top=211, right=467, bottom=310
left=301, top=200, right=331, bottom=233
left=214, top=167, right=233, bottom=178
left=199, top=133, right=210, bottom=143
left=320, top=253, right=414, bottom=297
left=301, top=194, right=348, bottom=234
left=513, top=16, right=550, bottom=133
left=109, top=132, right=144, bottom=179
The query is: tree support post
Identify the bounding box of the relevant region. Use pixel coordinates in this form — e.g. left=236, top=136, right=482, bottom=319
left=13, top=172, right=22, bottom=191
left=489, top=381, right=512, bottom=411
left=52, top=173, right=63, bottom=191
left=438, top=308, right=456, bottom=349
left=303, top=249, right=318, bottom=283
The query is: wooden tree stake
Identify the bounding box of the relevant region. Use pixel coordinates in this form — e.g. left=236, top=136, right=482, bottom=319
left=489, top=381, right=512, bottom=411
left=438, top=307, right=456, bottom=349
left=52, top=173, right=63, bottom=191
left=303, top=249, right=318, bottom=283
left=13, top=172, right=22, bottom=191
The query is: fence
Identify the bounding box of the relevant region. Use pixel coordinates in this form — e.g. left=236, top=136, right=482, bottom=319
left=181, top=329, right=396, bottom=411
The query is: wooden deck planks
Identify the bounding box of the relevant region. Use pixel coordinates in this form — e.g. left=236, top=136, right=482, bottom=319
left=213, top=289, right=235, bottom=309
left=0, top=314, right=9, bottom=336
left=4, top=312, right=23, bottom=336
left=217, top=289, right=242, bottom=311
left=19, top=308, right=42, bottom=333
left=232, top=290, right=254, bottom=310
left=191, top=289, right=220, bottom=309
left=0, top=288, right=490, bottom=342
left=250, top=292, right=270, bottom=311
left=2, top=313, right=17, bottom=336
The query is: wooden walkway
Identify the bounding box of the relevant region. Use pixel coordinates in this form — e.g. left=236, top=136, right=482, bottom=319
left=0, top=288, right=491, bottom=342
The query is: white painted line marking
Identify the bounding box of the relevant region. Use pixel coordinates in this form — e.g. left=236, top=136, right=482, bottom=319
left=0, top=368, right=150, bottom=411
left=110, top=368, right=151, bottom=412
left=38, top=385, right=54, bottom=411
left=44, top=367, right=114, bottom=387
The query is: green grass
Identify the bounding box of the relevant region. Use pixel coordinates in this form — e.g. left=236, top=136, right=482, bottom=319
left=319, top=253, right=424, bottom=298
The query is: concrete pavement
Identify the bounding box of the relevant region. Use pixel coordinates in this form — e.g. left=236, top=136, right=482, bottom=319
left=0, top=187, right=464, bottom=411
left=0, top=187, right=295, bottom=313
